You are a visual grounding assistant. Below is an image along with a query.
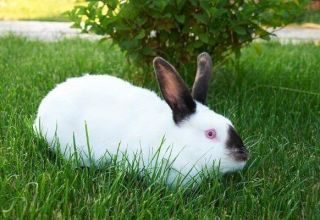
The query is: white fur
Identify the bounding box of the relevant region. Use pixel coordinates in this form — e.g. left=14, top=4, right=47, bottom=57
left=34, top=74, right=246, bottom=185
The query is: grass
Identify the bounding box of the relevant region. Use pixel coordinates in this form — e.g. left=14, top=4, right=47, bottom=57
left=296, top=9, right=320, bottom=24
left=0, top=36, right=319, bottom=219
left=0, top=0, right=82, bottom=21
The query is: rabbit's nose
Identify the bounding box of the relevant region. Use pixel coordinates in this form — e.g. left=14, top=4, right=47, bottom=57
left=232, top=148, right=249, bottom=162
left=226, top=125, right=249, bottom=162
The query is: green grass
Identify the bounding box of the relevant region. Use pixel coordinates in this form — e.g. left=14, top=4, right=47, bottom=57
left=0, top=0, right=83, bottom=21
left=296, top=10, right=320, bottom=24
left=0, top=36, right=319, bottom=219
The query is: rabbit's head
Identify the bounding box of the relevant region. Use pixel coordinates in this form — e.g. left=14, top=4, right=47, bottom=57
left=153, top=52, right=249, bottom=173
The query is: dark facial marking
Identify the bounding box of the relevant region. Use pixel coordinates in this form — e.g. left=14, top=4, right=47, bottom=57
left=226, top=125, right=249, bottom=162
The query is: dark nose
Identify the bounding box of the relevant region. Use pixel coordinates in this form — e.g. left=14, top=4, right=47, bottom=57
left=232, top=148, right=249, bottom=162
left=226, top=126, right=249, bottom=162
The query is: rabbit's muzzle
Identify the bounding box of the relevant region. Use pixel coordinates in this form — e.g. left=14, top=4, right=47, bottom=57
left=226, top=125, right=249, bottom=162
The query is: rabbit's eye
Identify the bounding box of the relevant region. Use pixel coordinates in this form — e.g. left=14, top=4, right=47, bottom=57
left=205, top=129, right=216, bottom=139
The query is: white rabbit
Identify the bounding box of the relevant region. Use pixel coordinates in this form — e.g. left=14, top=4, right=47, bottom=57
left=33, top=52, right=249, bottom=185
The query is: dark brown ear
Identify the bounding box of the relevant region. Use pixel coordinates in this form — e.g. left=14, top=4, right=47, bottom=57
left=191, top=52, right=213, bottom=105
left=153, top=57, right=196, bottom=124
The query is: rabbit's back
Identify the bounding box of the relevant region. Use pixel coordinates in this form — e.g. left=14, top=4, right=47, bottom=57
left=34, top=74, right=171, bottom=163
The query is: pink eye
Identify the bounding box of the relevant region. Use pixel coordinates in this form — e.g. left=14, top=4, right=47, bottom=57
left=205, top=129, right=216, bottom=139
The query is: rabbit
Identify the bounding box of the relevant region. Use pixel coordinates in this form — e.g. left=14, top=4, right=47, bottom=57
left=33, top=52, right=249, bottom=185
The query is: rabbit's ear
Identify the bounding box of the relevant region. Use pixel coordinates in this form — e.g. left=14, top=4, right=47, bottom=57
left=191, top=52, right=212, bottom=105
left=153, top=57, right=196, bottom=124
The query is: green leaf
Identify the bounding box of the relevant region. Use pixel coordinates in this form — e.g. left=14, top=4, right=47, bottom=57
left=142, top=47, right=155, bottom=56
left=193, top=13, right=209, bottom=24
left=198, top=33, right=209, bottom=43
left=135, top=30, right=146, bottom=39
left=192, top=40, right=203, bottom=48
left=174, top=15, right=185, bottom=24
left=136, top=18, right=146, bottom=26
left=121, top=40, right=139, bottom=49
left=234, top=26, right=247, bottom=36
left=106, top=0, right=118, bottom=10
left=189, top=0, right=198, bottom=7
left=199, top=0, right=211, bottom=15
left=175, top=0, right=187, bottom=11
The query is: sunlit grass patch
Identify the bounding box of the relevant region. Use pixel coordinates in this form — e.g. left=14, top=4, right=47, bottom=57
left=0, top=0, right=83, bottom=21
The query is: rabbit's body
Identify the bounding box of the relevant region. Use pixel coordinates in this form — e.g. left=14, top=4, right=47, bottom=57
left=35, top=74, right=171, bottom=155
left=34, top=53, right=249, bottom=185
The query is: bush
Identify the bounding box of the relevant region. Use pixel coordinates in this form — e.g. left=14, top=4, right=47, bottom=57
left=68, top=0, right=309, bottom=71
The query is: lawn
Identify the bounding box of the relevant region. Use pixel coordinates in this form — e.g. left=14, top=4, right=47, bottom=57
left=0, top=36, right=319, bottom=219
left=297, top=9, right=320, bottom=24
left=0, top=0, right=82, bottom=21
